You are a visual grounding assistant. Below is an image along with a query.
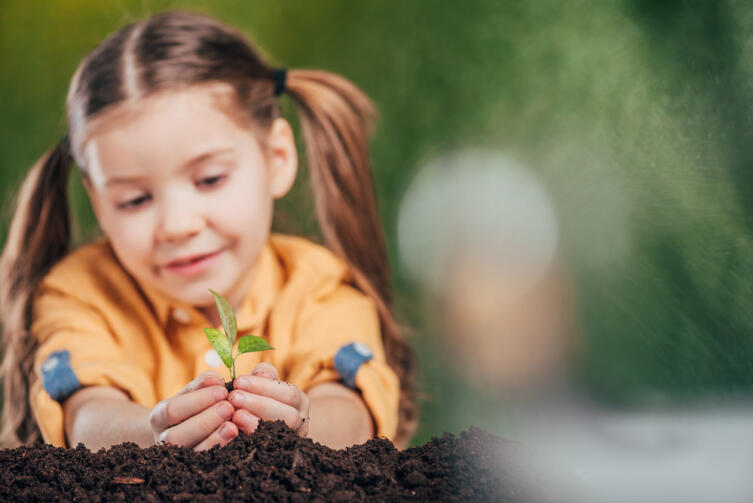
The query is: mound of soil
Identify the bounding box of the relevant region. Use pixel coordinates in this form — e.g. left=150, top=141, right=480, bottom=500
left=0, top=421, right=539, bottom=502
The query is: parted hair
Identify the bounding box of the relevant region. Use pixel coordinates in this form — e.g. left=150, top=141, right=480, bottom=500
left=0, top=10, right=417, bottom=448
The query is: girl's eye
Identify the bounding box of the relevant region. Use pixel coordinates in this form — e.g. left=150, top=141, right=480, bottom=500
left=117, top=194, right=151, bottom=210
left=197, top=175, right=226, bottom=187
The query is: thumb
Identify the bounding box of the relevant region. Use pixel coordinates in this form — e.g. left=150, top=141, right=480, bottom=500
left=250, top=362, right=279, bottom=380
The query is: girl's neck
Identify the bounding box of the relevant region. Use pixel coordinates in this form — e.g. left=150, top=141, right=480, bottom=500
left=200, top=306, right=223, bottom=328
left=198, top=260, right=259, bottom=329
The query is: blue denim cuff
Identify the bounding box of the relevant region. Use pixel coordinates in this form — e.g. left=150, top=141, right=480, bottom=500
left=41, top=350, right=82, bottom=402
left=334, top=342, right=373, bottom=389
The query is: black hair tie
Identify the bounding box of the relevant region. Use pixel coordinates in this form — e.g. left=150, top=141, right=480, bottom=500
left=272, top=68, right=287, bottom=96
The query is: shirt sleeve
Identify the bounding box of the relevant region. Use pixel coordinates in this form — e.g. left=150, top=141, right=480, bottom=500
left=283, top=284, right=400, bottom=442
left=29, top=282, right=155, bottom=447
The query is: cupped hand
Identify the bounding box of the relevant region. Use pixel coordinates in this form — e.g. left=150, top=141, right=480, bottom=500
left=229, top=363, right=310, bottom=437
left=148, top=371, right=238, bottom=450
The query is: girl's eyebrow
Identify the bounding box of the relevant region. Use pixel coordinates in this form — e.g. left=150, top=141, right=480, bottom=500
left=104, top=147, right=235, bottom=187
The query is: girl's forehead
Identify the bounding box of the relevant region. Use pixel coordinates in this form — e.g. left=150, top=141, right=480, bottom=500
left=81, top=84, right=255, bottom=185
left=83, top=82, right=240, bottom=143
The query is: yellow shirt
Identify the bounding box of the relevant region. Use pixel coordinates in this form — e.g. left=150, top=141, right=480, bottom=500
left=30, top=233, right=399, bottom=447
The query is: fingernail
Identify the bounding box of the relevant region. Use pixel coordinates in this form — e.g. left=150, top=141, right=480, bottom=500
left=236, top=376, right=249, bottom=389
left=217, top=401, right=233, bottom=418
left=213, top=387, right=227, bottom=401
left=220, top=423, right=235, bottom=441
left=229, top=391, right=245, bottom=407
left=251, top=364, right=276, bottom=379
left=235, top=411, right=251, bottom=428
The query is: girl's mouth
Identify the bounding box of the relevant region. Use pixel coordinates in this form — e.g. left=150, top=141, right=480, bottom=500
left=164, top=249, right=224, bottom=276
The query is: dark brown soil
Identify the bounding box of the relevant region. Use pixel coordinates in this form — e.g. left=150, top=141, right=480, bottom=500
left=0, top=420, right=540, bottom=502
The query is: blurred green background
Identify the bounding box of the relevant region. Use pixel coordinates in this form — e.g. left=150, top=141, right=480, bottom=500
left=3, top=0, right=753, bottom=446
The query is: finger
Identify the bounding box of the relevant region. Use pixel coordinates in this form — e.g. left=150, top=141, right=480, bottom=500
left=193, top=421, right=238, bottom=451
left=297, top=413, right=309, bottom=438
left=232, top=409, right=261, bottom=435
left=159, top=400, right=234, bottom=448
left=178, top=371, right=225, bottom=395
left=150, top=385, right=228, bottom=432
left=234, top=375, right=306, bottom=409
left=249, top=362, right=279, bottom=380
left=227, top=390, right=304, bottom=432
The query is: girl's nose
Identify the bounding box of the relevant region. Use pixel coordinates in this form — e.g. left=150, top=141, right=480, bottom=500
left=157, top=205, right=205, bottom=242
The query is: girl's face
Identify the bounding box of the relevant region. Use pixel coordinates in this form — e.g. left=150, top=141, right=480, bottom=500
left=82, top=83, right=297, bottom=311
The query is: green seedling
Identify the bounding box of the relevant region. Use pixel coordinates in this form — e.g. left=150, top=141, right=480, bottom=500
left=203, top=288, right=274, bottom=381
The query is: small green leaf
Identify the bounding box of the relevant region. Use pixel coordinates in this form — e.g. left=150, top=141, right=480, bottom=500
left=238, top=335, right=275, bottom=354
left=209, top=289, right=237, bottom=347
left=203, top=327, right=233, bottom=369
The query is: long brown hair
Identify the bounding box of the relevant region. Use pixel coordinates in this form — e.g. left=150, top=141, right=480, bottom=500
left=0, top=11, right=417, bottom=447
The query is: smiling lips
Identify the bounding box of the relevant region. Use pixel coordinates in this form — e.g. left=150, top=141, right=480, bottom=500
left=164, top=249, right=224, bottom=275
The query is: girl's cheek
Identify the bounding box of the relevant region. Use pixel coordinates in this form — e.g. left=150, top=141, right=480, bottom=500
left=211, top=184, right=268, bottom=225
left=109, top=212, right=159, bottom=253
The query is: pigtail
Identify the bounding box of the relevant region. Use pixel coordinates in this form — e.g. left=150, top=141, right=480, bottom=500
left=0, top=136, right=73, bottom=447
left=285, top=70, right=418, bottom=447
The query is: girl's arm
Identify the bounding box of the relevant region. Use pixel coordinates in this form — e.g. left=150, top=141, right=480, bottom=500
left=63, top=386, right=154, bottom=450
left=306, top=381, right=374, bottom=449
left=63, top=372, right=236, bottom=450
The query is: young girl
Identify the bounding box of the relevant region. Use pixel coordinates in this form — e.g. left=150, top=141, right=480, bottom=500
left=0, top=10, right=416, bottom=451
